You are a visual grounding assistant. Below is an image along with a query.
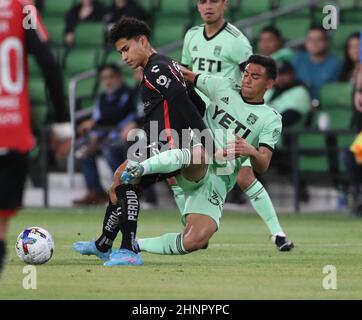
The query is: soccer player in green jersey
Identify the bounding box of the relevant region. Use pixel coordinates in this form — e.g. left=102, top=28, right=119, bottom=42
left=117, top=55, right=294, bottom=262
left=171, top=0, right=290, bottom=250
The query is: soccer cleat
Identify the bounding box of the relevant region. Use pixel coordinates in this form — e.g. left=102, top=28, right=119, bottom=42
left=120, top=161, right=144, bottom=185
left=273, top=235, right=294, bottom=252
left=103, top=249, right=143, bottom=266
left=73, top=241, right=111, bottom=261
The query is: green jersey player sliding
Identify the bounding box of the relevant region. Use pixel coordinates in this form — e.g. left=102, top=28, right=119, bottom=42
left=118, top=55, right=294, bottom=264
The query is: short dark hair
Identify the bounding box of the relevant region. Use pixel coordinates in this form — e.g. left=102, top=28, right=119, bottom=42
left=98, top=63, right=122, bottom=76
left=109, top=17, right=151, bottom=44
left=243, top=54, right=278, bottom=80
left=260, top=25, right=283, bottom=40
left=308, top=25, right=329, bottom=39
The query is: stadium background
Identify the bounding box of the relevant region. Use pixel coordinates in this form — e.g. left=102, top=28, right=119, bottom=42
left=25, top=0, right=362, bottom=213
left=1, top=0, right=362, bottom=300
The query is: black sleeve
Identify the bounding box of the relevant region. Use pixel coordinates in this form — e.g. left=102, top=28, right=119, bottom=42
left=281, top=110, right=302, bottom=128
left=144, top=61, right=189, bottom=103
left=26, top=29, right=69, bottom=122
left=64, top=6, right=79, bottom=34
left=186, top=80, right=206, bottom=117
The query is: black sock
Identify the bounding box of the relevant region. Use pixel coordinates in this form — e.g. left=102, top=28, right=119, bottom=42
left=116, top=184, right=140, bottom=253
left=0, top=240, right=6, bottom=274
left=95, top=201, right=121, bottom=252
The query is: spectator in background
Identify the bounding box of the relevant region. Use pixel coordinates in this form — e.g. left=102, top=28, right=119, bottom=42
left=258, top=26, right=295, bottom=62
left=340, top=32, right=361, bottom=83
left=73, top=64, right=137, bottom=205
left=293, top=26, right=342, bottom=101
left=64, top=0, right=108, bottom=47
left=104, top=0, right=149, bottom=26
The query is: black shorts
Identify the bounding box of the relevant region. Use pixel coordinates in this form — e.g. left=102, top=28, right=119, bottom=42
left=0, top=152, right=28, bottom=211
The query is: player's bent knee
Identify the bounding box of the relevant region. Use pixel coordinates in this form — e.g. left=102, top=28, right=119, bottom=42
left=183, top=234, right=210, bottom=252
left=237, top=166, right=255, bottom=190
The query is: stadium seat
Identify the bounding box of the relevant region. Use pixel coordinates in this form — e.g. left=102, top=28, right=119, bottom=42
left=320, top=82, right=354, bottom=110
left=28, top=56, right=42, bottom=77
left=43, top=0, right=75, bottom=16
left=31, top=105, right=49, bottom=129
left=29, top=76, right=47, bottom=104
left=152, top=17, right=186, bottom=47
left=159, top=0, right=192, bottom=17
left=274, top=17, right=311, bottom=41
left=74, top=22, right=106, bottom=48
left=64, top=49, right=100, bottom=76
left=43, top=17, right=65, bottom=47
left=331, top=24, right=361, bottom=51
left=341, top=9, right=362, bottom=23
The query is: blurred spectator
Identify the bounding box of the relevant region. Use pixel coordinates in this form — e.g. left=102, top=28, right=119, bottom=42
left=258, top=26, right=295, bottom=62
left=73, top=64, right=137, bottom=205
left=266, top=61, right=311, bottom=201
left=64, top=0, right=108, bottom=47
left=104, top=0, right=149, bottom=26
left=340, top=32, right=361, bottom=83
left=293, top=26, right=342, bottom=101
left=265, top=61, right=311, bottom=130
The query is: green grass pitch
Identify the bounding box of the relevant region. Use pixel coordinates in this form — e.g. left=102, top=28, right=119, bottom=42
left=1, top=208, right=362, bottom=299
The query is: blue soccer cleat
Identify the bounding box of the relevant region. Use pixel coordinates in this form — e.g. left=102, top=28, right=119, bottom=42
left=103, top=249, right=144, bottom=266
left=120, top=161, right=144, bottom=185
left=73, top=241, right=111, bottom=261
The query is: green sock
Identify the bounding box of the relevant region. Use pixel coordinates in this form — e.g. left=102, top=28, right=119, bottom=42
left=141, top=148, right=191, bottom=175
left=244, top=180, right=285, bottom=237
left=171, top=185, right=186, bottom=213
left=138, top=233, right=188, bottom=255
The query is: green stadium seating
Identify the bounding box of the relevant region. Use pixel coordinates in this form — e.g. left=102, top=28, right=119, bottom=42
left=74, top=22, right=106, bottom=48
left=28, top=56, right=42, bottom=77
left=275, top=16, right=310, bottom=40
left=331, top=24, right=361, bottom=50
left=31, top=105, right=49, bottom=129
left=43, top=0, right=75, bottom=16
left=152, top=17, right=186, bottom=47
left=341, top=9, right=362, bottom=23
left=64, top=49, right=100, bottom=76
left=43, top=17, right=65, bottom=47
left=28, top=77, right=47, bottom=104
left=159, top=0, right=192, bottom=17
left=320, top=82, right=354, bottom=109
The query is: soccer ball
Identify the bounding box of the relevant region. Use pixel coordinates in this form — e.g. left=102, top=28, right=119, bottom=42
left=15, top=227, right=54, bottom=265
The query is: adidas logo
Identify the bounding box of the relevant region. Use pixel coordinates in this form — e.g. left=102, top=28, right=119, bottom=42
left=192, top=45, right=198, bottom=51
left=221, top=97, right=229, bottom=104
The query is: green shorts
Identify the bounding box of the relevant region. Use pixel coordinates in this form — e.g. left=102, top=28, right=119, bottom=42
left=175, top=165, right=230, bottom=229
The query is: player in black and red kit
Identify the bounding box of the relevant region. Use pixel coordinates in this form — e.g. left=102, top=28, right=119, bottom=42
left=73, top=17, right=213, bottom=266
left=0, top=0, right=69, bottom=274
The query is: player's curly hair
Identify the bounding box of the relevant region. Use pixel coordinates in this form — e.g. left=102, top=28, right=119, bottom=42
left=109, top=17, right=152, bottom=43
left=242, top=54, right=278, bottom=80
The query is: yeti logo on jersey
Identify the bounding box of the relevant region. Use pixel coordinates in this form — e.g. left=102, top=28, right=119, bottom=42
left=156, top=75, right=171, bottom=88
left=214, top=46, right=222, bottom=57
left=247, top=113, right=258, bottom=125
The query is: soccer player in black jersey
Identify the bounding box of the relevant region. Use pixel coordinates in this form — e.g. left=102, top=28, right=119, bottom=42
left=73, top=17, right=213, bottom=266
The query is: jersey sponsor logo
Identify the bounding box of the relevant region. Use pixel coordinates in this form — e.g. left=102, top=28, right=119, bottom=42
left=246, top=113, right=258, bottom=125
left=213, top=46, right=222, bottom=57
left=208, top=191, right=220, bottom=206
left=212, top=105, right=251, bottom=139
left=192, top=57, right=222, bottom=73
left=156, top=75, right=171, bottom=88
left=151, top=65, right=160, bottom=73
left=221, top=97, right=229, bottom=105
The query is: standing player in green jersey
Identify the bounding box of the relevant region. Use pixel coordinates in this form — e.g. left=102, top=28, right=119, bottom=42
left=118, top=55, right=294, bottom=261
left=173, top=0, right=290, bottom=249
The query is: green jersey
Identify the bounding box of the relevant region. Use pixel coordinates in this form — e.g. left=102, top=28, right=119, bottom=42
left=182, top=22, right=252, bottom=100
left=195, top=74, right=282, bottom=184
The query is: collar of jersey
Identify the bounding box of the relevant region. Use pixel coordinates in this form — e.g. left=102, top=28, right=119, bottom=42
left=240, top=92, right=265, bottom=105
left=203, top=21, right=228, bottom=41
left=144, top=52, right=158, bottom=70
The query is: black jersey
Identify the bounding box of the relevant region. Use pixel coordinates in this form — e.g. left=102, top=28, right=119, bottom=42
left=140, top=53, right=208, bottom=151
